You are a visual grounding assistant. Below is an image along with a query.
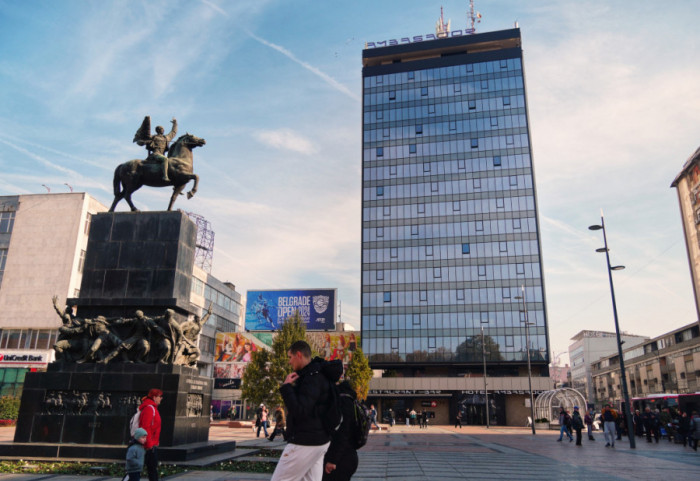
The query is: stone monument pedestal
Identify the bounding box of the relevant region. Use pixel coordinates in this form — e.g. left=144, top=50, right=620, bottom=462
left=3, top=364, right=233, bottom=461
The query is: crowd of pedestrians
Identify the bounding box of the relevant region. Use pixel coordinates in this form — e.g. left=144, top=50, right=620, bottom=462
left=550, top=403, right=699, bottom=453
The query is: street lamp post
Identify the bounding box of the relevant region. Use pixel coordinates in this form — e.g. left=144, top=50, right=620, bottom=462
left=481, top=326, right=489, bottom=428
left=516, top=286, right=536, bottom=435
left=589, top=213, right=636, bottom=449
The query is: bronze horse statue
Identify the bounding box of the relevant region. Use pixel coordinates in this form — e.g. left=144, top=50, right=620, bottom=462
left=109, top=133, right=206, bottom=212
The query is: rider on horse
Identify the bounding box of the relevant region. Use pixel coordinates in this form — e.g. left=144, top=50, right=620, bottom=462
left=133, top=116, right=177, bottom=181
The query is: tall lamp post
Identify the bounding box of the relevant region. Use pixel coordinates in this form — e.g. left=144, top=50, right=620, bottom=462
left=481, top=326, right=490, bottom=428
left=516, top=286, right=536, bottom=435
left=589, top=213, right=636, bottom=449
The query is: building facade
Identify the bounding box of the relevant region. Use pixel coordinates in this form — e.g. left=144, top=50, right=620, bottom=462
left=361, top=28, right=551, bottom=425
left=591, top=322, right=700, bottom=406
left=569, top=330, right=647, bottom=403
left=671, top=146, right=700, bottom=321
left=0, top=193, right=106, bottom=393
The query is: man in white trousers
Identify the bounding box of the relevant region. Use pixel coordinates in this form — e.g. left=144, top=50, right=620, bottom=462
left=270, top=340, right=343, bottom=481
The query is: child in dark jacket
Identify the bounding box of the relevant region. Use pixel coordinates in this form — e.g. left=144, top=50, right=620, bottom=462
left=125, top=427, right=148, bottom=480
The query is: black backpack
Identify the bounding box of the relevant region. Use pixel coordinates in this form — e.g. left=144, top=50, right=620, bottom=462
left=319, top=359, right=344, bottom=436
left=341, top=393, right=371, bottom=449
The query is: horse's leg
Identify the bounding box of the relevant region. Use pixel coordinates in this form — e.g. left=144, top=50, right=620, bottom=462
left=125, top=190, right=139, bottom=212
left=168, top=184, right=187, bottom=211
left=108, top=193, right=123, bottom=212
left=186, top=174, right=199, bottom=199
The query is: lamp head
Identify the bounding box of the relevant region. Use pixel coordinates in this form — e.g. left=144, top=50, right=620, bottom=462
left=611, top=265, right=625, bottom=271
left=589, top=225, right=603, bottom=231
left=596, top=247, right=608, bottom=253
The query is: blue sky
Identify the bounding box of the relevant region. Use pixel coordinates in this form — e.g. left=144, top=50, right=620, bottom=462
left=1, top=0, right=699, bottom=364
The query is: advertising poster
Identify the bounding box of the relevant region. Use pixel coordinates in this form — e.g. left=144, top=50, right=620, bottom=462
left=214, top=362, right=248, bottom=379
left=214, top=378, right=241, bottom=389
left=245, top=288, right=337, bottom=331
left=214, top=332, right=260, bottom=363
left=307, top=331, right=360, bottom=365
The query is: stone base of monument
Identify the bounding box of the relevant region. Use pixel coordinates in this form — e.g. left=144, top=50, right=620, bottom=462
left=0, top=363, right=234, bottom=463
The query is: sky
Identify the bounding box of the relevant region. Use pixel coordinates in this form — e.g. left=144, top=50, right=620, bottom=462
left=1, top=0, right=699, bottom=365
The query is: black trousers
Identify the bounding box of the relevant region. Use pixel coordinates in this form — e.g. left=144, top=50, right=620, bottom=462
left=575, top=428, right=582, bottom=445
left=145, top=446, right=159, bottom=481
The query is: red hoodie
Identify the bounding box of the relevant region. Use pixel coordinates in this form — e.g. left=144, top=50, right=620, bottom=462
left=139, top=397, right=161, bottom=450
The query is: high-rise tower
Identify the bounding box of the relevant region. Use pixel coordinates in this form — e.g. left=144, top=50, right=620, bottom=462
left=361, top=29, right=551, bottom=425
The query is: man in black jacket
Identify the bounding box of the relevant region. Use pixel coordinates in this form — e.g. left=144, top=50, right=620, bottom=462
left=271, top=340, right=343, bottom=481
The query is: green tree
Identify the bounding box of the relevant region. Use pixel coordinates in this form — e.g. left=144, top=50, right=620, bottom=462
left=241, top=311, right=308, bottom=409
left=240, top=348, right=278, bottom=408
left=345, top=347, right=373, bottom=401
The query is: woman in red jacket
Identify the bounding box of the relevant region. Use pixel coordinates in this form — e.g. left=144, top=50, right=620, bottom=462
left=139, top=388, right=163, bottom=481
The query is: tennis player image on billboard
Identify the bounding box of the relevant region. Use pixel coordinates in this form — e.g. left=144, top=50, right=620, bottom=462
left=245, top=288, right=337, bottom=331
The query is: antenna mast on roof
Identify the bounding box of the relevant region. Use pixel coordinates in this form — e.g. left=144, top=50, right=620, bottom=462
left=436, top=6, right=450, bottom=38
left=466, top=0, right=482, bottom=35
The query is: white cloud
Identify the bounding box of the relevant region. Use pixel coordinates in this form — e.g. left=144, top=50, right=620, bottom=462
left=253, top=129, right=318, bottom=155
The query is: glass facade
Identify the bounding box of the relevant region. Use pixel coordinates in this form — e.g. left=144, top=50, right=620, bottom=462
left=361, top=31, right=549, bottom=367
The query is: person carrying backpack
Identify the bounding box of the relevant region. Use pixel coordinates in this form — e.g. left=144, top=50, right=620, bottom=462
left=557, top=407, right=573, bottom=442
left=323, top=381, right=360, bottom=481
left=572, top=406, right=584, bottom=446
left=271, top=340, right=343, bottom=481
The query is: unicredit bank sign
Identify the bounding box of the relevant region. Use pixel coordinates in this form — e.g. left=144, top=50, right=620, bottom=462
left=0, top=350, right=52, bottom=368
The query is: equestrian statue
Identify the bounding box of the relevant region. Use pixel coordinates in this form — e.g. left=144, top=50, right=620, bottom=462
left=109, top=116, right=206, bottom=212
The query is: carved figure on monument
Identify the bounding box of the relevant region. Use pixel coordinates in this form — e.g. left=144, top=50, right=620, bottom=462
left=52, top=295, right=75, bottom=325
left=101, top=310, right=156, bottom=363
left=109, top=116, right=206, bottom=212
left=173, top=303, right=212, bottom=366
left=151, top=309, right=184, bottom=364
left=53, top=302, right=91, bottom=362
left=95, top=392, right=112, bottom=415
left=77, top=316, right=123, bottom=363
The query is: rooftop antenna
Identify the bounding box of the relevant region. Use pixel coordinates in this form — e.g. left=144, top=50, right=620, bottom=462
left=466, top=0, right=482, bottom=35
left=436, top=6, right=451, bottom=38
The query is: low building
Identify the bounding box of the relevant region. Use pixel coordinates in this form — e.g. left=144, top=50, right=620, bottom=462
left=591, top=322, right=700, bottom=406
left=0, top=193, right=107, bottom=394
left=568, top=330, right=647, bottom=403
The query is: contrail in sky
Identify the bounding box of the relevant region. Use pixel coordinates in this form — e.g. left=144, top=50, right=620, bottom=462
left=246, top=31, right=360, bottom=102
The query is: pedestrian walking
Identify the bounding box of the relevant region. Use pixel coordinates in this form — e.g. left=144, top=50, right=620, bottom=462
left=642, top=407, right=659, bottom=443
left=455, top=411, right=463, bottom=429
left=368, top=404, right=381, bottom=431
left=572, top=406, right=584, bottom=446
left=584, top=408, right=595, bottom=441
left=268, top=406, right=286, bottom=442
left=388, top=408, right=395, bottom=427
left=601, top=404, right=618, bottom=448
left=677, top=411, right=692, bottom=447
left=270, top=340, right=343, bottom=481
left=405, top=409, right=410, bottom=426
left=256, top=404, right=270, bottom=438
left=410, top=409, right=417, bottom=427
left=124, top=427, right=148, bottom=481
left=421, top=410, right=428, bottom=429
left=556, top=407, right=573, bottom=442
left=690, top=410, right=699, bottom=451
left=139, top=388, right=163, bottom=481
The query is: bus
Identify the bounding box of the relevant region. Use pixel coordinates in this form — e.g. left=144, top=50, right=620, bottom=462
left=631, top=393, right=700, bottom=414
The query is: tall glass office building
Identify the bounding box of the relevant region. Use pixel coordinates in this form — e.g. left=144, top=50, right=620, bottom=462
left=361, top=29, right=551, bottom=426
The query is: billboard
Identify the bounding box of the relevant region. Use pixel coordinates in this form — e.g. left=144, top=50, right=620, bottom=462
left=245, top=288, right=336, bottom=331
left=306, top=331, right=360, bottom=364
left=214, top=332, right=261, bottom=363
left=214, top=362, right=249, bottom=379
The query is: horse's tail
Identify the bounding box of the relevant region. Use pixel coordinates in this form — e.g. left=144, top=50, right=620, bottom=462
left=113, top=164, right=122, bottom=196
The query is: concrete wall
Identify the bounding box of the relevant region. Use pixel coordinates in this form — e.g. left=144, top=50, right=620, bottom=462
left=0, top=193, right=105, bottom=330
